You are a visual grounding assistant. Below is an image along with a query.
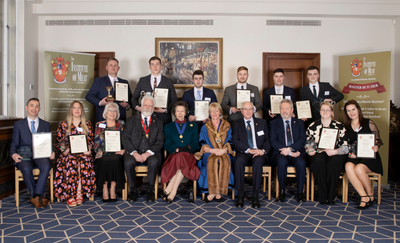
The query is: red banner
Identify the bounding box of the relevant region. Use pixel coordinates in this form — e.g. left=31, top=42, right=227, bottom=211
left=341, top=82, right=386, bottom=94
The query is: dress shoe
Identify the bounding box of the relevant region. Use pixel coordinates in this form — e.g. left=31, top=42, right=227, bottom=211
left=30, top=197, right=44, bottom=208
left=214, top=197, right=223, bottom=203
left=355, top=196, right=371, bottom=210
left=235, top=194, right=244, bottom=208
left=319, top=200, right=329, bottom=205
left=329, top=200, right=336, bottom=205
left=368, top=195, right=375, bottom=206
left=102, top=198, right=109, bottom=203
left=296, top=193, right=306, bottom=202
left=162, top=190, right=170, bottom=198
left=40, top=197, right=50, bottom=206
left=251, top=195, right=261, bottom=208
left=67, top=198, right=77, bottom=207
left=146, top=191, right=155, bottom=202
left=188, top=189, right=194, bottom=203
left=128, top=191, right=138, bottom=202
left=276, top=190, right=285, bottom=202
left=109, top=198, right=117, bottom=203
left=204, top=194, right=213, bottom=203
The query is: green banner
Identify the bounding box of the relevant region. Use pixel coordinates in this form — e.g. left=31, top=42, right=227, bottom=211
left=339, top=50, right=391, bottom=185
left=44, top=51, right=95, bottom=132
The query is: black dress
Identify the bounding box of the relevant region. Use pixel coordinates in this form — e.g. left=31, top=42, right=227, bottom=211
left=347, top=119, right=383, bottom=175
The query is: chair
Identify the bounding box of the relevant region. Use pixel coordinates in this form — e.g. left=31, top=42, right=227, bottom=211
left=232, top=165, right=272, bottom=200
left=310, top=171, right=348, bottom=202
left=275, top=166, right=310, bottom=201
left=122, top=165, right=159, bottom=200
left=15, top=167, right=54, bottom=207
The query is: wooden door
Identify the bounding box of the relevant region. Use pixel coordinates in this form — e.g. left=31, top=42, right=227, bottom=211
left=83, top=52, right=115, bottom=78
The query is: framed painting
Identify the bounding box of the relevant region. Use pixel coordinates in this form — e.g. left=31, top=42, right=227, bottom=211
left=155, top=38, right=223, bottom=89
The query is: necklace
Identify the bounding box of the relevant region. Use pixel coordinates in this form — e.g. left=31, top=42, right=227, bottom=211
left=206, top=120, right=223, bottom=143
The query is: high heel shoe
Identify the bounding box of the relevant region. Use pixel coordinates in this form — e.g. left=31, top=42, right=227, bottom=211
left=167, top=197, right=173, bottom=204
left=355, top=196, right=371, bottom=210
left=368, top=195, right=375, bottom=206
left=76, top=189, right=83, bottom=205
left=204, top=194, right=213, bottom=203
left=162, top=190, right=170, bottom=199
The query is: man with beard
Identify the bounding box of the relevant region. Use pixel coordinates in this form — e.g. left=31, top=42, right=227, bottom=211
left=122, top=95, right=164, bottom=202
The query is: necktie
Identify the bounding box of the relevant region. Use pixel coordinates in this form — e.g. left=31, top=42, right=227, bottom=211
left=246, top=121, right=254, bottom=148
left=241, top=85, right=244, bottom=90
left=31, top=121, right=36, bottom=134
left=113, top=79, right=117, bottom=88
left=196, top=90, right=201, bottom=100
left=144, top=117, right=149, bottom=130
left=154, top=77, right=157, bottom=89
left=313, top=85, right=317, bottom=98
left=286, top=120, right=292, bottom=146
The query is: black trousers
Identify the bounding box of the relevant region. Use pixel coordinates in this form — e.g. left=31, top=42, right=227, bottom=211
left=272, top=153, right=306, bottom=193
left=124, top=153, right=160, bottom=192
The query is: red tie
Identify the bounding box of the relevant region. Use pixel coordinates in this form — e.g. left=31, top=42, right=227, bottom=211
left=154, top=77, right=157, bottom=89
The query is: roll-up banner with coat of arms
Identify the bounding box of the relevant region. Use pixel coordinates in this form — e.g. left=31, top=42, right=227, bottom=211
left=339, top=50, right=390, bottom=185
left=44, top=51, right=95, bottom=132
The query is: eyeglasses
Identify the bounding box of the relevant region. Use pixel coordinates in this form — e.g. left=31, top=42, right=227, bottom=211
left=108, top=110, right=117, bottom=113
left=242, top=108, right=253, bottom=111
left=320, top=109, right=333, bottom=112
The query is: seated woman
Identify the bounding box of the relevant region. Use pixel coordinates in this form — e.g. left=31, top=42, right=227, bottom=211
left=54, top=101, right=96, bottom=207
left=94, top=103, right=126, bottom=203
left=306, top=102, right=348, bottom=205
left=195, top=102, right=235, bottom=203
left=344, top=99, right=383, bottom=209
left=161, top=101, right=200, bottom=203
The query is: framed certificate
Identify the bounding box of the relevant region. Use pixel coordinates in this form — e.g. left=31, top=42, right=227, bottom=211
left=154, top=88, right=169, bottom=108
left=195, top=100, right=209, bottom=121
left=236, top=90, right=250, bottom=109
left=317, top=128, right=338, bottom=150
left=296, top=101, right=312, bottom=119
left=356, top=133, right=376, bottom=159
left=270, top=95, right=283, bottom=114
left=115, top=82, right=129, bottom=102
left=69, top=135, right=88, bottom=154
left=32, top=132, right=52, bottom=159
left=105, top=130, right=121, bottom=152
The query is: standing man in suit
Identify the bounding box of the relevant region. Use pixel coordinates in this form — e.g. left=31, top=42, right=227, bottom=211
left=10, top=98, right=55, bottom=208
left=263, top=68, right=297, bottom=123
left=181, top=70, right=218, bottom=130
left=122, top=95, right=164, bottom=202
left=131, top=56, right=178, bottom=125
left=86, top=58, right=132, bottom=123
left=221, top=66, right=263, bottom=124
left=232, top=101, right=270, bottom=208
left=299, top=66, right=344, bottom=126
left=269, top=99, right=307, bottom=203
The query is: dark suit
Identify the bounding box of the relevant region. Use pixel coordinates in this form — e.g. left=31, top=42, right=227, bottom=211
left=263, top=86, right=297, bottom=123
left=221, top=83, right=263, bottom=123
left=299, top=82, right=344, bottom=125
left=131, top=75, right=177, bottom=125
left=85, top=75, right=132, bottom=123
left=269, top=117, right=306, bottom=193
left=122, top=114, right=164, bottom=191
left=10, top=118, right=52, bottom=197
left=232, top=118, right=270, bottom=195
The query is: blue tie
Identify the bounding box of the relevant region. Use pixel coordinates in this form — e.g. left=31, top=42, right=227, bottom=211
left=31, top=121, right=36, bottom=134
left=196, top=90, right=201, bottom=100
left=246, top=121, right=254, bottom=149
left=286, top=120, right=292, bottom=146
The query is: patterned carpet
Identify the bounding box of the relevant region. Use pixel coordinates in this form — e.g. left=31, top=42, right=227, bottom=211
left=1, top=179, right=400, bottom=243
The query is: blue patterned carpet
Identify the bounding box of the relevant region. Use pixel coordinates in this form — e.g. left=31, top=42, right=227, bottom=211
left=1, top=180, right=400, bottom=243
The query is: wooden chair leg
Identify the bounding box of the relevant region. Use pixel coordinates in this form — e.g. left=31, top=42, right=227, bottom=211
left=154, top=174, right=158, bottom=200
left=306, top=167, right=310, bottom=201
left=15, top=171, right=19, bottom=207
left=268, top=169, right=271, bottom=200
left=377, top=174, right=381, bottom=205
left=275, top=168, right=279, bottom=199
left=193, top=181, right=196, bottom=202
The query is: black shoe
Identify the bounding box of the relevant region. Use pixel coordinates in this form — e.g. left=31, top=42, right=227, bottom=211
left=128, top=191, right=138, bottom=202
left=319, top=200, right=329, bottom=205
left=235, top=194, right=244, bottom=208
left=368, top=195, right=375, bottom=206
left=276, top=190, right=286, bottom=202
left=109, top=198, right=117, bottom=203
left=102, top=198, right=109, bottom=203
left=167, top=197, right=173, bottom=204
left=355, top=196, right=371, bottom=210
left=296, top=193, right=306, bottom=202
left=162, top=190, right=170, bottom=199
left=204, top=194, right=213, bottom=203
left=146, top=191, right=155, bottom=202
left=214, top=196, right=223, bottom=203
left=251, top=195, right=260, bottom=208
left=329, top=200, right=336, bottom=205
left=188, top=189, right=194, bottom=203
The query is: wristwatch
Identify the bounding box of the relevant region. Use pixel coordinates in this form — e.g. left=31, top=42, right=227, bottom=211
left=262, top=149, right=266, bottom=154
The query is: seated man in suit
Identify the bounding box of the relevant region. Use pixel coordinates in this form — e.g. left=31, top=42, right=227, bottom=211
left=131, top=56, right=178, bottom=125
left=10, top=98, right=55, bottom=208
left=221, top=66, right=263, bottom=123
left=232, top=101, right=270, bottom=208
left=86, top=58, right=132, bottom=123
left=269, top=99, right=307, bottom=202
left=181, top=70, right=217, bottom=130
left=122, top=95, right=164, bottom=202
left=263, top=68, right=297, bottom=123
left=299, top=66, right=344, bottom=126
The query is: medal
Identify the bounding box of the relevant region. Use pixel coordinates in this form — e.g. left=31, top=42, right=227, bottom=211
left=146, top=134, right=149, bottom=138
left=215, top=137, right=222, bottom=143
left=179, top=135, right=183, bottom=139
left=141, top=116, right=152, bottom=138
left=175, top=122, right=187, bottom=140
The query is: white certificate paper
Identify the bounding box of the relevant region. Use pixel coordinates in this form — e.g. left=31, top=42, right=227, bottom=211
left=357, top=133, right=376, bottom=158
left=236, top=90, right=251, bottom=109
left=115, top=82, right=129, bottom=102
left=317, top=128, right=338, bottom=150
left=195, top=100, right=209, bottom=121
left=270, top=95, right=283, bottom=114
left=69, top=135, right=88, bottom=154
left=105, top=130, right=121, bottom=152
left=154, top=88, right=169, bottom=108
left=296, top=101, right=312, bottom=119
left=32, top=133, right=52, bottom=159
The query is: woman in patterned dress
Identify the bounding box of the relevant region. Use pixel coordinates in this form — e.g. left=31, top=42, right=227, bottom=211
left=54, top=101, right=96, bottom=207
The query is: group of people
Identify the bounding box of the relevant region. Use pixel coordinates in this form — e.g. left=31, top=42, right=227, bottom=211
left=10, top=56, right=383, bottom=211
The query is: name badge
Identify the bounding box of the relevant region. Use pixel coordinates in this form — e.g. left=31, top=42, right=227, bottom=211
left=205, top=97, right=211, bottom=102
left=99, top=123, right=106, bottom=129
left=251, top=93, right=255, bottom=97
left=324, top=91, right=330, bottom=95
left=257, top=130, right=264, bottom=136
left=285, top=96, right=291, bottom=100
left=77, top=127, right=83, bottom=132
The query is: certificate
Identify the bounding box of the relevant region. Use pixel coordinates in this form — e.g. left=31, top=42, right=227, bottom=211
left=105, top=130, right=121, bottom=152
left=270, top=95, right=283, bottom=114
left=356, top=133, right=376, bottom=159
left=317, top=128, right=338, bottom=150
left=115, top=82, right=129, bottom=102
left=296, top=101, right=312, bottom=119
left=69, top=135, right=88, bottom=154
left=236, top=90, right=250, bottom=109
left=32, top=133, right=52, bottom=159
left=195, top=100, right=209, bottom=121
left=154, top=88, right=169, bottom=108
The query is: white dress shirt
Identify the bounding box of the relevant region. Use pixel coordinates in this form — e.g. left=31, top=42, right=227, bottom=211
left=27, top=117, right=39, bottom=133
left=309, top=82, right=320, bottom=97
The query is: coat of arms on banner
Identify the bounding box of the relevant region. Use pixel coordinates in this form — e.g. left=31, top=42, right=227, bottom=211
left=350, top=58, right=362, bottom=77
left=51, top=56, right=70, bottom=84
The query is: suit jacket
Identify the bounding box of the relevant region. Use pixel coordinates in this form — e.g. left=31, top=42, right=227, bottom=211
left=269, top=117, right=306, bottom=158
left=263, top=85, right=297, bottom=122
left=232, top=117, right=270, bottom=154
left=10, top=118, right=51, bottom=157
left=131, top=74, right=178, bottom=125
left=181, top=87, right=218, bottom=119
left=221, top=83, right=263, bottom=123
left=122, top=114, right=164, bottom=160
left=85, top=75, right=132, bottom=123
